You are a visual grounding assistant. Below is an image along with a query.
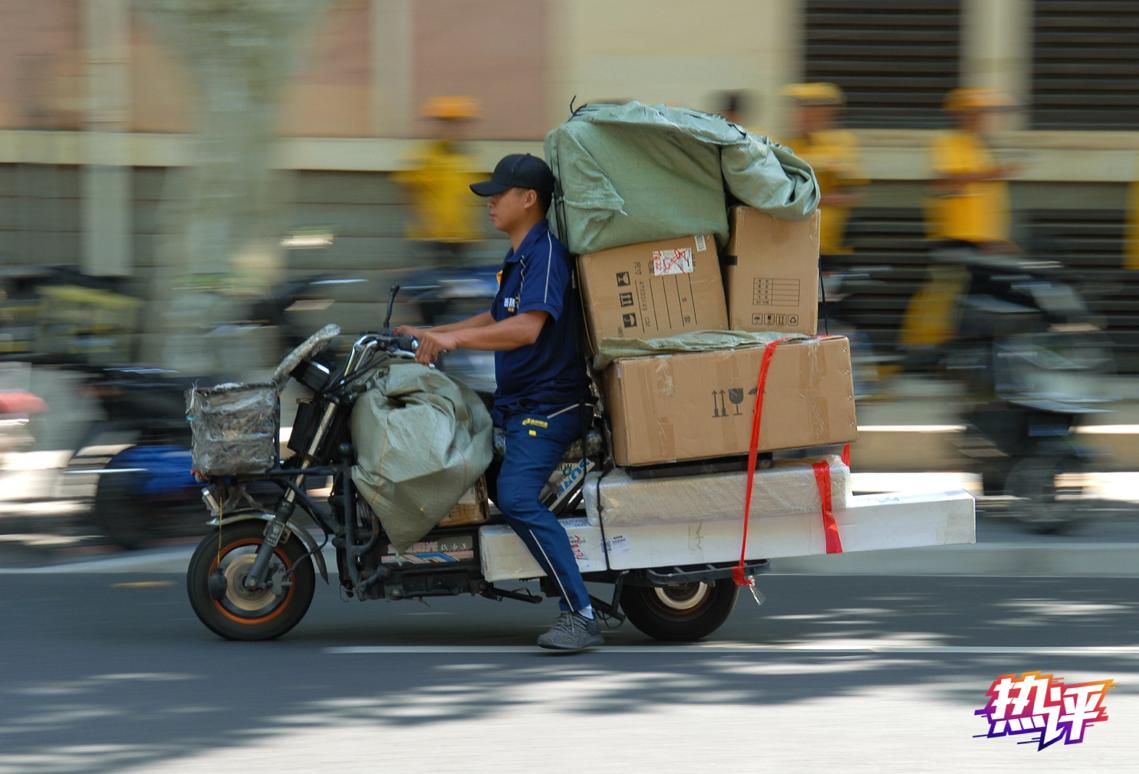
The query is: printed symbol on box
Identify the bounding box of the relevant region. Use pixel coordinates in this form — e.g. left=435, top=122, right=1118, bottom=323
left=752, top=278, right=801, bottom=307
left=728, top=388, right=744, bottom=415
left=651, top=247, right=694, bottom=276
left=616, top=271, right=631, bottom=287
left=619, top=292, right=634, bottom=307
left=712, top=389, right=732, bottom=418
left=622, top=313, right=638, bottom=328
left=788, top=314, right=799, bottom=326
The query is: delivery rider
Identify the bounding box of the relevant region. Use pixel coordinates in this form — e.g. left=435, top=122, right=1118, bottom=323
left=902, top=87, right=1018, bottom=351
left=393, top=96, right=484, bottom=267
left=397, top=154, right=599, bottom=651
left=782, top=82, right=867, bottom=261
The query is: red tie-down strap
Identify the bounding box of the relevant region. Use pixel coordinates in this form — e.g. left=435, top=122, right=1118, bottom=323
left=812, top=460, right=844, bottom=554
left=733, top=337, right=791, bottom=587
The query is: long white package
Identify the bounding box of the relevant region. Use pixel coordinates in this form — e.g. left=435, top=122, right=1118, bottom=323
left=479, top=518, right=605, bottom=583
left=478, top=490, right=975, bottom=581
left=600, top=489, right=975, bottom=571
left=583, top=456, right=850, bottom=527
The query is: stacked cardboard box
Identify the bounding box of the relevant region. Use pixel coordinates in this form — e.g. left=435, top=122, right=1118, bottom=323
left=577, top=234, right=728, bottom=352
left=580, top=204, right=856, bottom=468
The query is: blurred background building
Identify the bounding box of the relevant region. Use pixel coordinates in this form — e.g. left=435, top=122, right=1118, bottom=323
left=0, top=0, right=1136, bottom=370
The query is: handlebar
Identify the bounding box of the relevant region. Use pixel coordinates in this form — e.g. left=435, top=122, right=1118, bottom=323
left=394, top=334, right=419, bottom=353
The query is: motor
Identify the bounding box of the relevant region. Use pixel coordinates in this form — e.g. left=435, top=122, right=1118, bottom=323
left=184, top=284, right=767, bottom=643
left=932, top=249, right=1114, bottom=532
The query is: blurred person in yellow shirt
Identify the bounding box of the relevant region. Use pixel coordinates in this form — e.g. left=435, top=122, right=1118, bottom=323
left=782, top=82, right=867, bottom=258
left=904, top=88, right=1018, bottom=350
left=394, top=96, right=483, bottom=265
left=925, top=88, right=1017, bottom=249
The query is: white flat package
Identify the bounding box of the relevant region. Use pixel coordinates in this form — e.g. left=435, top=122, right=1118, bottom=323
left=479, top=518, right=605, bottom=583
left=478, top=489, right=975, bottom=582
left=583, top=455, right=850, bottom=528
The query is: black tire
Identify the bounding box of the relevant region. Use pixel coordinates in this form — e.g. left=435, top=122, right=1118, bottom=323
left=621, top=579, right=739, bottom=642
left=187, top=520, right=315, bottom=641
left=1004, top=453, right=1084, bottom=535
left=90, top=468, right=151, bottom=550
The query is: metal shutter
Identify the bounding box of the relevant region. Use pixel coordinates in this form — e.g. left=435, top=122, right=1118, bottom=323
left=1031, top=0, right=1139, bottom=129
left=804, top=0, right=962, bottom=129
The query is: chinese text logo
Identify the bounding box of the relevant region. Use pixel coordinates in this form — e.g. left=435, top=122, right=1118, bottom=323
left=975, top=671, right=1112, bottom=750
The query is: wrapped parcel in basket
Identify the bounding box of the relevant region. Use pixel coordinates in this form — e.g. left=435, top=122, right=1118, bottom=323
left=187, top=382, right=280, bottom=476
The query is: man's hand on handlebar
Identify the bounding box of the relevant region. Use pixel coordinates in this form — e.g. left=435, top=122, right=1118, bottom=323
left=407, top=328, right=458, bottom=365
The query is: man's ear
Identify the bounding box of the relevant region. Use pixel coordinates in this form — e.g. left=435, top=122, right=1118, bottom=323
left=522, top=189, right=538, bottom=210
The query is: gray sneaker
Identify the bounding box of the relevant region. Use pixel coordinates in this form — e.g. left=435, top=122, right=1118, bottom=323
left=537, top=611, right=604, bottom=651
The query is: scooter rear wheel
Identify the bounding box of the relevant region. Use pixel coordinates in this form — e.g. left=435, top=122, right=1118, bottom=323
left=187, top=521, right=315, bottom=641
left=621, top=580, right=739, bottom=641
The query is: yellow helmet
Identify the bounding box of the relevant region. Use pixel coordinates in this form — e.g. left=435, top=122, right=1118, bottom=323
left=423, top=96, right=480, bottom=121
left=782, top=82, right=845, bottom=106
left=944, top=87, right=1012, bottom=113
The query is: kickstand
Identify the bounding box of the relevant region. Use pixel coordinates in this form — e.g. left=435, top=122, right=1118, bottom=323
left=589, top=573, right=627, bottom=629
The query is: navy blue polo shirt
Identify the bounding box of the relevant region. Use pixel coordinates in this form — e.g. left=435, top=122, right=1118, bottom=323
left=491, top=220, right=587, bottom=418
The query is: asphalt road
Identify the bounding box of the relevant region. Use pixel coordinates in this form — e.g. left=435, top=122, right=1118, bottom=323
left=1, top=570, right=1136, bottom=773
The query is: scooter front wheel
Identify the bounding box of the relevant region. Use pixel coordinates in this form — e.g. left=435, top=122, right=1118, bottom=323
left=621, top=580, right=739, bottom=642
left=187, top=521, right=315, bottom=641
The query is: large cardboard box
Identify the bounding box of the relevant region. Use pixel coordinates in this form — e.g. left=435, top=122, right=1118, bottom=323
left=603, top=336, right=857, bottom=466
left=577, top=234, right=728, bottom=352
left=723, top=208, right=820, bottom=335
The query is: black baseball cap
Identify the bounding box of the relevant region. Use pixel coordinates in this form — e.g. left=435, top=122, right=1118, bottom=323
left=470, top=153, right=555, bottom=197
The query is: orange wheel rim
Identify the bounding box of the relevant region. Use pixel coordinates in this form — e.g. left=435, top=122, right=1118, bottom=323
left=210, top=538, right=297, bottom=626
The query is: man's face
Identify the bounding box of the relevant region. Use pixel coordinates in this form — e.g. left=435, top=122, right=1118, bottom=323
left=487, top=188, right=533, bottom=233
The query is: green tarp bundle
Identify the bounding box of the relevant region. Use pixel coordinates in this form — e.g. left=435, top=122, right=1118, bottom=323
left=545, top=101, right=820, bottom=255
left=593, top=330, right=808, bottom=370
left=350, top=362, right=493, bottom=554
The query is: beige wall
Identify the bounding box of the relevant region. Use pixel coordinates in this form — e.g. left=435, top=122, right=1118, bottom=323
left=547, top=0, right=796, bottom=134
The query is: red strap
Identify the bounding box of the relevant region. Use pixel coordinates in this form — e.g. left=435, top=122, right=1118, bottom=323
left=841, top=443, right=852, bottom=468
left=733, top=338, right=790, bottom=586
left=813, top=460, right=844, bottom=554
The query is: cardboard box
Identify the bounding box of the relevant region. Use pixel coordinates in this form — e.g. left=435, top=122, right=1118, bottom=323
left=477, top=490, right=975, bottom=580
left=603, top=336, right=857, bottom=466
left=437, top=477, right=489, bottom=528
left=578, top=234, right=728, bottom=352
left=723, top=208, right=820, bottom=335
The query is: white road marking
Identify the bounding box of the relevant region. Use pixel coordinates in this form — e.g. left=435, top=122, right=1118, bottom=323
left=324, top=644, right=1139, bottom=656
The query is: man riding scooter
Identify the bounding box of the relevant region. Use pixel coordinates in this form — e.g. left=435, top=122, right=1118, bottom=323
left=397, top=153, right=600, bottom=651
left=903, top=88, right=1110, bottom=529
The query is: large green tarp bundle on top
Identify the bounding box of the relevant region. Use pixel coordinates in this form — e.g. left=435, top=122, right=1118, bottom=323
left=545, top=101, right=820, bottom=255
left=350, top=362, right=493, bottom=554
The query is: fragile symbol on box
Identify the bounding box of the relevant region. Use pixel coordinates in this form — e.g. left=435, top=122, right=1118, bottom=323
left=711, top=387, right=749, bottom=418
left=615, top=271, right=631, bottom=287
left=622, top=313, right=638, bottom=329
left=619, top=292, right=634, bottom=307
left=651, top=247, right=694, bottom=276
left=752, top=312, right=788, bottom=327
